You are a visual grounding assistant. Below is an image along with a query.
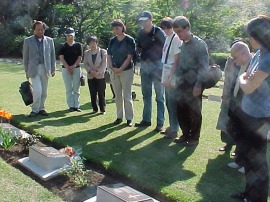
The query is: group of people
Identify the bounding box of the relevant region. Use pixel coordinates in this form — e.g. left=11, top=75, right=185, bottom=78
left=22, top=12, right=270, bottom=202
left=216, top=16, right=270, bottom=202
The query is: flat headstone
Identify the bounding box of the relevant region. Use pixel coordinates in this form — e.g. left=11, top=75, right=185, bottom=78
left=0, top=123, right=30, bottom=143
left=18, top=146, right=71, bottom=180
left=29, top=146, right=71, bottom=171
left=92, top=183, right=158, bottom=202
left=18, top=157, right=67, bottom=180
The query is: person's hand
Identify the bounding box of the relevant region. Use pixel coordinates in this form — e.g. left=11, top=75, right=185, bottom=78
left=248, top=70, right=256, bottom=80
left=193, top=86, right=202, bottom=96
left=90, top=70, right=98, bottom=78
left=67, top=66, right=74, bottom=75
left=112, top=67, right=122, bottom=75
left=51, top=72, right=55, bottom=77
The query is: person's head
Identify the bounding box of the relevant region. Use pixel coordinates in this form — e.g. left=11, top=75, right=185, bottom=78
left=172, top=16, right=191, bottom=41
left=139, top=11, right=153, bottom=30
left=86, top=35, right=98, bottom=50
left=65, top=27, right=75, bottom=42
left=33, top=20, right=47, bottom=38
left=111, top=19, right=126, bottom=35
left=160, top=17, right=173, bottom=36
left=246, top=15, right=270, bottom=51
left=230, top=41, right=251, bottom=66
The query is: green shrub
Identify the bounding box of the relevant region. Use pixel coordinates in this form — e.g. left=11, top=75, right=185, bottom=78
left=0, top=127, right=16, bottom=150
left=210, top=53, right=230, bottom=70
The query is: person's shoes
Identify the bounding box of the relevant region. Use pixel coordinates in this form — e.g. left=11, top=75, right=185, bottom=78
left=174, top=135, right=188, bottom=143
left=164, top=132, right=177, bottom=139
left=238, top=167, right=245, bottom=174
left=101, top=111, right=106, bottom=115
left=155, top=124, right=163, bottom=132
left=230, top=192, right=245, bottom=200
left=38, top=110, right=48, bottom=116
left=186, top=139, right=199, bottom=146
left=127, top=120, right=132, bottom=127
left=69, top=107, right=75, bottom=112
left=28, top=111, right=38, bottom=118
left=74, top=108, right=81, bottom=112
left=135, top=121, right=151, bottom=127
left=113, top=118, right=123, bottom=125
left=160, top=127, right=171, bottom=135
left=227, top=162, right=240, bottom=169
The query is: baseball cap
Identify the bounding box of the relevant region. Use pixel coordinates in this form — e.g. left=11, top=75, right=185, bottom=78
left=65, top=27, right=75, bottom=36
left=139, top=11, right=153, bottom=21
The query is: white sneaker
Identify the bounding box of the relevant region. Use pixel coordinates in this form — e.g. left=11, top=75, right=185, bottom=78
left=227, top=162, right=240, bottom=169
left=238, top=167, right=245, bottom=174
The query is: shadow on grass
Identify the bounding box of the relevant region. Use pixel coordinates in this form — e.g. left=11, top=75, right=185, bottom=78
left=196, top=153, right=245, bottom=202
left=51, top=124, right=198, bottom=201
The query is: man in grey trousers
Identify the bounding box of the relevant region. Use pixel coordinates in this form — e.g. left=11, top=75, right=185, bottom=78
left=23, top=20, right=56, bottom=118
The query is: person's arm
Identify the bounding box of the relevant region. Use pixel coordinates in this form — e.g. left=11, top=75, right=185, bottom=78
left=97, top=49, right=107, bottom=75
left=71, top=43, right=83, bottom=68
left=113, top=54, right=133, bottom=74
left=59, top=55, right=69, bottom=68
left=239, top=70, right=268, bottom=94
left=23, top=38, right=29, bottom=79
left=193, top=40, right=209, bottom=96
left=221, top=57, right=234, bottom=104
left=169, top=37, right=182, bottom=77
left=50, top=38, right=56, bottom=77
left=113, top=37, right=135, bottom=74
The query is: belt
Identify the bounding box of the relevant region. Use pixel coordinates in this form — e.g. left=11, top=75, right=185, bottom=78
left=62, top=65, right=80, bottom=68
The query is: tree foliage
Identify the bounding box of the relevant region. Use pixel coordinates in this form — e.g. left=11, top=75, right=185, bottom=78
left=0, top=0, right=269, bottom=57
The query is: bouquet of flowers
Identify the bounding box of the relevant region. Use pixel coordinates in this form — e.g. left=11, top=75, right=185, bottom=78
left=59, top=146, right=76, bottom=157
left=0, top=109, right=13, bottom=123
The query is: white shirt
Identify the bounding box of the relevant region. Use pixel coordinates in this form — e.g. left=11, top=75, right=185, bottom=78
left=161, top=32, right=182, bottom=65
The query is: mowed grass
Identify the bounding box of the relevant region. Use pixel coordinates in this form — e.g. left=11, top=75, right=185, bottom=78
left=0, top=61, right=269, bottom=202
left=0, top=158, right=62, bottom=202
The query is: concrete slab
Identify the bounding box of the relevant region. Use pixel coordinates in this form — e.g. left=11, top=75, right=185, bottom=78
left=91, top=183, right=159, bottom=202
left=18, top=157, right=69, bottom=180
left=29, top=146, right=71, bottom=171
left=0, top=123, right=30, bottom=143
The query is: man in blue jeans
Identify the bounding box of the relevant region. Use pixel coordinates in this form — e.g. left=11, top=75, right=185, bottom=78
left=135, top=11, right=166, bottom=132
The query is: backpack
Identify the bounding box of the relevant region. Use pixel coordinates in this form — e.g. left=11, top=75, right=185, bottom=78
left=202, top=64, right=222, bottom=89
left=19, top=81, right=33, bottom=106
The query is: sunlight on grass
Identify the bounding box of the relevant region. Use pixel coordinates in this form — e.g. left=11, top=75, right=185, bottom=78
left=1, top=62, right=270, bottom=202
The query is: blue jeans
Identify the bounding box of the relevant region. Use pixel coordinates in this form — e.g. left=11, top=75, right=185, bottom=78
left=165, top=86, right=179, bottom=133
left=140, top=61, right=165, bottom=125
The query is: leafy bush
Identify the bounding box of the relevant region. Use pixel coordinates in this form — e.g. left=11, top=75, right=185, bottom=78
left=61, top=157, right=90, bottom=186
left=15, top=133, right=41, bottom=151
left=0, top=127, right=16, bottom=150
left=210, top=53, right=230, bottom=70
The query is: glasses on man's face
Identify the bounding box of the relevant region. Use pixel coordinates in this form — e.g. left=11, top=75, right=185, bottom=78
left=173, top=28, right=185, bottom=34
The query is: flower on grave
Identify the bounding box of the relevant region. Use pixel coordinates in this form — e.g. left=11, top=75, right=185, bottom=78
left=0, top=109, right=13, bottom=123
left=59, top=146, right=76, bottom=157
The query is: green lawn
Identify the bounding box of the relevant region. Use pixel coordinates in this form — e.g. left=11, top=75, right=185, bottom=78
left=0, top=61, right=269, bottom=202
left=0, top=158, right=62, bottom=202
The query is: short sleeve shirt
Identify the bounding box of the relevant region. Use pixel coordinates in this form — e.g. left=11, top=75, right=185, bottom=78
left=161, top=33, right=182, bottom=65
left=137, top=26, right=166, bottom=62
left=242, top=49, right=270, bottom=117
left=59, top=42, right=83, bottom=66
left=107, top=34, right=136, bottom=70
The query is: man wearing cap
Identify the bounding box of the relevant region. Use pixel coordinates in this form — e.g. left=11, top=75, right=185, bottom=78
left=172, top=16, right=209, bottom=146
left=23, top=20, right=56, bottom=118
left=59, top=27, right=83, bottom=112
left=136, top=11, right=166, bottom=132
